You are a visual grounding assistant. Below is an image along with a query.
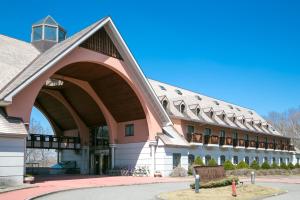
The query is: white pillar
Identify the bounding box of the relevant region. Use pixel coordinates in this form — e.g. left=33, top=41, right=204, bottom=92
left=110, top=144, right=116, bottom=169
left=149, top=141, right=157, bottom=176
left=217, top=156, right=221, bottom=165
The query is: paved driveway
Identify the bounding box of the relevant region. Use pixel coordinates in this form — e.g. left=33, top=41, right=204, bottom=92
left=34, top=176, right=300, bottom=200
left=33, top=182, right=190, bottom=200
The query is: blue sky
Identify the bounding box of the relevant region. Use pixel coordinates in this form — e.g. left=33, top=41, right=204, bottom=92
left=1, top=0, right=299, bottom=131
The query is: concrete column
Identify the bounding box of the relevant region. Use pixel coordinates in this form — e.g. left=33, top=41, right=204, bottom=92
left=217, top=156, right=221, bottom=165
left=149, top=141, right=157, bottom=176
left=110, top=144, right=116, bottom=169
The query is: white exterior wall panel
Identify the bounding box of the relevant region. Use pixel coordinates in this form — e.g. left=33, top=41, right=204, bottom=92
left=0, top=136, right=25, bottom=186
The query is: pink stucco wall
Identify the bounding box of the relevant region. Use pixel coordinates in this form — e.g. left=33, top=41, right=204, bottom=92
left=6, top=47, right=162, bottom=144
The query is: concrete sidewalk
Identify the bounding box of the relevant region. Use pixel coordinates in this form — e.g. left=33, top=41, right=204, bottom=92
left=0, top=175, right=192, bottom=200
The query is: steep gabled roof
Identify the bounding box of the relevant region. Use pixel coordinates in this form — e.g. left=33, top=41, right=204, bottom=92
left=0, top=17, right=173, bottom=129
left=0, top=17, right=108, bottom=101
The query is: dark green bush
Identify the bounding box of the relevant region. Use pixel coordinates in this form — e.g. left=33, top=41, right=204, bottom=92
left=208, top=159, right=217, bottom=167
left=190, top=176, right=239, bottom=189
left=188, top=165, right=194, bottom=175
left=223, top=160, right=235, bottom=170
left=236, top=161, right=249, bottom=169
left=250, top=160, right=260, bottom=170
left=271, top=162, right=279, bottom=169
left=194, top=156, right=204, bottom=166
left=295, top=163, right=300, bottom=168
left=261, top=161, right=271, bottom=169
left=288, top=163, right=295, bottom=170
left=280, top=162, right=288, bottom=170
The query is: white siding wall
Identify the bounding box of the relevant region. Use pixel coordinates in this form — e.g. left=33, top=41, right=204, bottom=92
left=0, top=136, right=25, bottom=186
left=115, top=142, right=151, bottom=170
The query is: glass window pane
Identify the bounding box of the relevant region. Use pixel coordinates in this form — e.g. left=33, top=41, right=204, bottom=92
left=45, top=25, right=57, bottom=41
left=59, top=29, right=66, bottom=42
left=33, top=26, right=42, bottom=41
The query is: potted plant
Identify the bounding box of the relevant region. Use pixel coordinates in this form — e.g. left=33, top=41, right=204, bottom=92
left=24, top=174, right=35, bottom=184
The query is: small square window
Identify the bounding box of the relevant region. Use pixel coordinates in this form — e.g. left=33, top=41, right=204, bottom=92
left=233, top=156, right=238, bottom=164
left=125, top=124, right=134, bottom=136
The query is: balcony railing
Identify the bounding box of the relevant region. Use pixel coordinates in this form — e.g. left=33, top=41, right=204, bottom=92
left=238, top=139, right=245, bottom=147
left=186, top=132, right=294, bottom=152
left=250, top=140, right=256, bottom=148
left=211, top=136, right=219, bottom=144
left=226, top=137, right=233, bottom=145
left=189, top=133, right=202, bottom=143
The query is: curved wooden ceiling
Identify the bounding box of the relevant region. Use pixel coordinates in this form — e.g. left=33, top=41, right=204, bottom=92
left=56, top=62, right=146, bottom=122
left=35, top=62, right=146, bottom=132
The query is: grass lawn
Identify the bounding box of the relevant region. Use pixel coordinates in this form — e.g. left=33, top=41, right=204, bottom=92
left=158, top=184, right=285, bottom=200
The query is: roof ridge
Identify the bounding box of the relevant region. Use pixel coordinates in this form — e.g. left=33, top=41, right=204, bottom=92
left=148, top=78, right=256, bottom=112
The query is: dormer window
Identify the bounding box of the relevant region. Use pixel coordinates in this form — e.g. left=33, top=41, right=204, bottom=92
left=228, top=105, right=234, bottom=109
left=210, top=111, right=214, bottom=118
left=196, top=108, right=201, bottom=116
left=175, top=89, right=182, bottom=95
left=180, top=104, right=185, bottom=113
left=236, top=107, right=241, bottom=111
left=159, top=85, right=166, bottom=91
left=214, top=101, right=220, bottom=105
left=222, top=114, right=226, bottom=120
left=232, top=116, right=236, bottom=122
left=196, top=95, right=202, bottom=100
left=162, top=100, right=168, bottom=110
left=248, top=111, right=253, bottom=115
left=242, top=119, right=245, bottom=124
left=251, top=121, right=254, bottom=126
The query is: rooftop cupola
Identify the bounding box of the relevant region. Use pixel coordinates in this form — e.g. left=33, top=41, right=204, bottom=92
left=31, top=15, right=66, bottom=52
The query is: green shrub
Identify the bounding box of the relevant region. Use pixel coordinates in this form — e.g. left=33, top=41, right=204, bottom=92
left=190, top=176, right=239, bottom=189
left=208, top=159, right=217, bottom=167
left=250, top=160, right=260, bottom=170
left=236, top=161, right=249, bottom=169
left=223, top=160, right=235, bottom=170
left=261, top=161, right=271, bottom=169
left=271, top=162, right=279, bottom=169
left=188, top=165, right=194, bottom=175
left=194, top=156, right=204, bottom=166
left=280, top=162, right=288, bottom=170
left=295, top=163, right=300, bottom=168
left=288, top=163, right=295, bottom=170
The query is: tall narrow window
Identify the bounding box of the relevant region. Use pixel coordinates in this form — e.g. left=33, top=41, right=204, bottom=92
left=188, top=154, right=195, bottom=166
left=245, top=156, right=249, bottom=165
left=125, top=124, right=134, bottom=136
left=205, top=155, right=211, bottom=165
left=173, top=153, right=181, bottom=169
left=220, top=130, right=225, bottom=138
left=220, top=155, right=226, bottom=165
left=204, top=128, right=211, bottom=136
left=233, top=156, right=239, bottom=164
left=187, top=125, right=195, bottom=134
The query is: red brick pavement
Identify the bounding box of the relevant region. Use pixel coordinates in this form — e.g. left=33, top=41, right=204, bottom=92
left=0, top=175, right=192, bottom=200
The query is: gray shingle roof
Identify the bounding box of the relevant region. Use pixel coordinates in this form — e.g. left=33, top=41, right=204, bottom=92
left=0, top=35, right=40, bottom=93
left=0, top=109, right=27, bottom=135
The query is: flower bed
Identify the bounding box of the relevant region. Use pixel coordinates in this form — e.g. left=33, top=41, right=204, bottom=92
left=190, top=176, right=239, bottom=189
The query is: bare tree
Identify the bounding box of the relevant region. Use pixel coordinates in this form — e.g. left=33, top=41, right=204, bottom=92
left=26, top=119, right=57, bottom=167
left=266, top=106, right=300, bottom=148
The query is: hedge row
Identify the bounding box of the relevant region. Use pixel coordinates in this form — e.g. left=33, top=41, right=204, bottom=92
left=223, top=160, right=300, bottom=170
left=190, top=176, right=239, bottom=189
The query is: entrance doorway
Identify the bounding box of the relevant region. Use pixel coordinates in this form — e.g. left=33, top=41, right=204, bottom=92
left=93, top=153, right=109, bottom=175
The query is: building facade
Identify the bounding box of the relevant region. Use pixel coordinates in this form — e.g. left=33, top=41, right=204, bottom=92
left=0, top=16, right=299, bottom=185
